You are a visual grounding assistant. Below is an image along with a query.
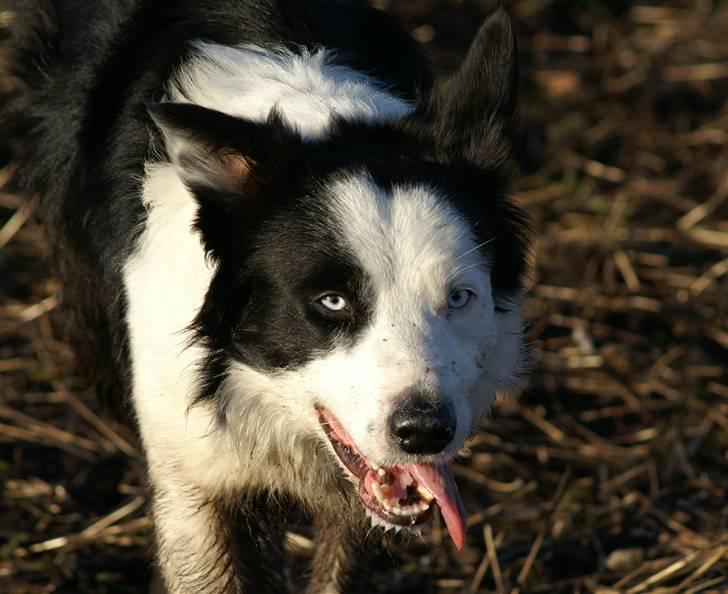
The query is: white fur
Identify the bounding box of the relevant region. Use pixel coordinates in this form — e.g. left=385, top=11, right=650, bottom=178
left=169, top=43, right=413, bottom=138
left=123, top=164, right=236, bottom=488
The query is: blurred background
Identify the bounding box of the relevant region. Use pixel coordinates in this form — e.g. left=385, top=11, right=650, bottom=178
left=1, top=1, right=727, bottom=592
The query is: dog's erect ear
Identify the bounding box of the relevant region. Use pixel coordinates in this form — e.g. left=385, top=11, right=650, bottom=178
left=406, top=7, right=518, bottom=168
left=147, top=102, right=302, bottom=204
left=450, top=7, right=518, bottom=121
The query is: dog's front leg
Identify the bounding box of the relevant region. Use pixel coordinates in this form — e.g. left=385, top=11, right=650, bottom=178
left=150, top=476, right=289, bottom=594
left=307, top=499, right=381, bottom=594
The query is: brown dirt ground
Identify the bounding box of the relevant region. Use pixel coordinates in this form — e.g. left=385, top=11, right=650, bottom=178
left=1, top=1, right=727, bottom=592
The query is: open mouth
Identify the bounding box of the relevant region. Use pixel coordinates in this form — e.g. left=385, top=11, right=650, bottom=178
left=316, top=405, right=467, bottom=549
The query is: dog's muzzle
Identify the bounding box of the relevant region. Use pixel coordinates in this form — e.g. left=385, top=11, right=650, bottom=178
left=316, top=405, right=466, bottom=549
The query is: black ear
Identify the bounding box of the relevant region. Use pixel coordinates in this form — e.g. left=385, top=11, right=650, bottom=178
left=449, top=7, right=518, bottom=121
left=147, top=102, right=302, bottom=204
left=406, top=7, right=518, bottom=168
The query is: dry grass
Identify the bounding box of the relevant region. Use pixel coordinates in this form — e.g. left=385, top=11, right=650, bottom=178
left=1, top=1, right=727, bottom=592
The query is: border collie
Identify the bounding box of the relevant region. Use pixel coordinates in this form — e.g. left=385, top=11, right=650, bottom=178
left=2, top=1, right=530, bottom=592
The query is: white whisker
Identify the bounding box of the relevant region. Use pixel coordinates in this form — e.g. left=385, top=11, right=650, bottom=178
left=455, top=235, right=499, bottom=263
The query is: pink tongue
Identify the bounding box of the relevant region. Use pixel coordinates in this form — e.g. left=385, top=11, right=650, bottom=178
left=410, top=463, right=467, bottom=550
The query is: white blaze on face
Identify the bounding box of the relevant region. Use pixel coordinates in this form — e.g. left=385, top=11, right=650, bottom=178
left=312, top=175, right=508, bottom=465
left=226, top=173, right=524, bottom=468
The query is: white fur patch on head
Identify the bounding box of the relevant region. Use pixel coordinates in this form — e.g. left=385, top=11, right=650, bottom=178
left=169, top=43, right=414, bottom=139
left=325, top=175, right=483, bottom=309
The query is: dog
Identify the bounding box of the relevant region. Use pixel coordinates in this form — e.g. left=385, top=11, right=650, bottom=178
left=2, top=1, right=530, bottom=592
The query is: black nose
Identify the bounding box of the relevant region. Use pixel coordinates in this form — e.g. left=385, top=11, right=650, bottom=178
left=388, top=395, right=456, bottom=455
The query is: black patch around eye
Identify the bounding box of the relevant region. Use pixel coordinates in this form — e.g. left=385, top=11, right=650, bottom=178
left=188, top=189, right=374, bottom=412
left=295, top=259, right=371, bottom=326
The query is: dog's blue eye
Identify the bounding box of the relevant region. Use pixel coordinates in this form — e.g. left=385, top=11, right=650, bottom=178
left=448, top=288, right=473, bottom=309
left=319, top=294, right=347, bottom=312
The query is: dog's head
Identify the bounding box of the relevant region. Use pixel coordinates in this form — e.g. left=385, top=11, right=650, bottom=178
left=149, top=9, right=529, bottom=547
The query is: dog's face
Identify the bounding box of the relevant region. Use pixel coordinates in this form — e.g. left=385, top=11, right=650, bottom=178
left=150, top=9, right=529, bottom=547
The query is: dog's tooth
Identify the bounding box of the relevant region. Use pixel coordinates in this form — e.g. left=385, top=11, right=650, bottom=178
left=376, top=468, right=387, bottom=481
left=371, top=482, right=385, bottom=502
left=404, top=502, right=426, bottom=516
left=416, top=485, right=434, bottom=502
left=379, top=483, right=391, bottom=497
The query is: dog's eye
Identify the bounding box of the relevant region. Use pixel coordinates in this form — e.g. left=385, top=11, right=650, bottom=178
left=447, top=288, right=474, bottom=310
left=319, top=293, right=348, bottom=312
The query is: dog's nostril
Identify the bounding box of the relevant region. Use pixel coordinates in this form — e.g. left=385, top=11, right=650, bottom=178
left=389, top=398, right=456, bottom=455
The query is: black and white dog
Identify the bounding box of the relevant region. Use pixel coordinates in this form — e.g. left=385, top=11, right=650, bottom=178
left=3, top=0, right=530, bottom=591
